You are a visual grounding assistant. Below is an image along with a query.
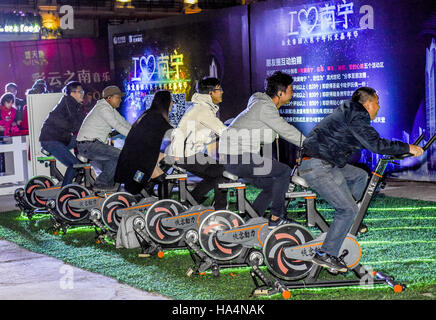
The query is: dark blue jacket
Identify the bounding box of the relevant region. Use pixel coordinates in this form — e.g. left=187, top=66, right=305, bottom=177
left=302, top=100, right=409, bottom=167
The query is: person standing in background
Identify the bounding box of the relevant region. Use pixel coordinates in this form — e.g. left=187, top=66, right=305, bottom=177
left=77, top=85, right=131, bottom=192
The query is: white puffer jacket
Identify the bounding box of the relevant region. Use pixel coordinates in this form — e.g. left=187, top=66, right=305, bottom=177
left=168, top=93, right=226, bottom=158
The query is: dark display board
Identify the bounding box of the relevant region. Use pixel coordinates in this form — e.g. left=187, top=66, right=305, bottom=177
left=109, top=0, right=435, bottom=181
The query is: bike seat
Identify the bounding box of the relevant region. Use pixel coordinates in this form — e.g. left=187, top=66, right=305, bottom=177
left=37, top=155, right=55, bottom=162
left=166, top=173, right=188, bottom=180
left=223, top=171, right=239, bottom=181
left=291, top=174, right=309, bottom=188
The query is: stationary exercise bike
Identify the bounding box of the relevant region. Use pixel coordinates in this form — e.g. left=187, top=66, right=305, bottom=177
left=247, top=133, right=436, bottom=298
left=96, top=161, right=232, bottom=264
left=39, top=152, right=136, bottom=244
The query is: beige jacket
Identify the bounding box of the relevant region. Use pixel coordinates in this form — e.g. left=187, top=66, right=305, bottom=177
left=168, top=93, right=227, bottom=158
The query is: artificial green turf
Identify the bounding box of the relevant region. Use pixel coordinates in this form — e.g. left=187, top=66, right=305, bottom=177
left=0, top=189, right=435, bottom=300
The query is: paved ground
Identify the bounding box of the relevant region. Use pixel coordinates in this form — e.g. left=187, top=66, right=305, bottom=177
left=0, top=178, right=435, bottom=300
left=0, top=240, right=170, bottom=300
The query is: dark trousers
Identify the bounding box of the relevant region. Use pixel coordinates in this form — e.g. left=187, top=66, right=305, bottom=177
left=224, top=153, right=292, bottom=218
left=176, top=153, right=227, bottom=210
left=77, top=140, right=120, bottom=188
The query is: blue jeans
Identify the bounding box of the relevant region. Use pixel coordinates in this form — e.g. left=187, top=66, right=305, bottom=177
left=298, top=158, right=368, bottom=257
left=224, top=153, right=292, bottom=218
left=77, top=140, right=120, bottom=188
left=40, top=137, right=80, bottom=187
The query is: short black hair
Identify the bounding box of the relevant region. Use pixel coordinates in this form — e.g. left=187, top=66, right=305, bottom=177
left=1, top=93, right=15, bottom=105
left=63, top=81, right=82, bottom=95
left=265, top=71, right=294, bottom=98
left=196, top=76, right=221, bottom=94
left=5, top=82, right=17, bottom=92
left=352, top=87, right=377, bottom=105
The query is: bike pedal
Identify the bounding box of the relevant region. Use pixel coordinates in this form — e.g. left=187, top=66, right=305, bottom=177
left=358, top=224, right=368, bottom=235
left=186, top=267, right=195, bottom=277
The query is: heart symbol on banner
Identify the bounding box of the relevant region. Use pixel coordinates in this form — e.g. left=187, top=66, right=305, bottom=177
left=139, top=55, right=156, bottom=82
left=298, top=7, right=318, bottom=34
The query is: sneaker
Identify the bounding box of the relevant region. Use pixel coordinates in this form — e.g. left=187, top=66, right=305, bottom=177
left=312, top=251, right=348, bottom=273
left=268, top=216, right=294, bottom=229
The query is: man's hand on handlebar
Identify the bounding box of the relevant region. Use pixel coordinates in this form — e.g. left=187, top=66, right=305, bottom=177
left=408, top=144, right=424, bottom=157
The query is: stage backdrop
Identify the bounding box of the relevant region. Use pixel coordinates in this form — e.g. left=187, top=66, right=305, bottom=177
left=0, top=38, right=111, bottom=175
left=108, top=5, right=250, bottom=126
left=250, top=0, right=436, bottom=181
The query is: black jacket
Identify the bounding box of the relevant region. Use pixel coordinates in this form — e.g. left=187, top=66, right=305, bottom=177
left=302, top=100, right=410, bottom=167
left=39, top=95, right=86, bottom=145
left=115, top=110, right=173, bottom=194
